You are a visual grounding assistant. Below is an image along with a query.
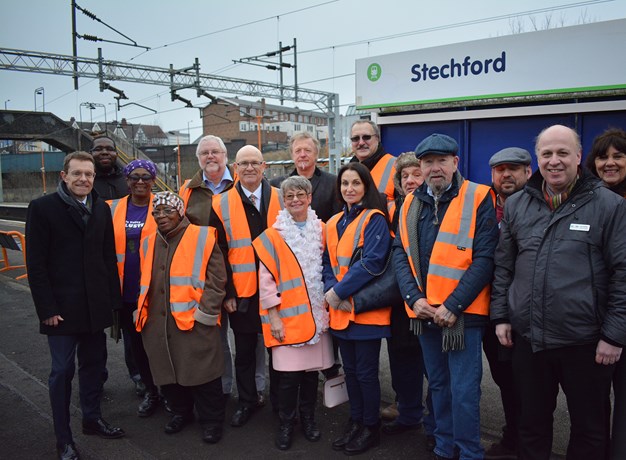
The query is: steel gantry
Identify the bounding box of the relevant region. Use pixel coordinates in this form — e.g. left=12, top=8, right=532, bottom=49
left=0, top=47, right=342, bottom=172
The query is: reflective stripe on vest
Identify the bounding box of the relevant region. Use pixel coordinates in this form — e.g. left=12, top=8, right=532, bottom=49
left=370, top=154, right=396, bottom=203
left=136, top=224, right=217, bottom=331
left=214, top=187, right=282, bottom=298
left=326, top=209, right=391, bottom=330
left=107, top=195, right=156, bottom=291
left=399, top=180, right=492, bottom=317
left=252, top=228, right=316, bottom=347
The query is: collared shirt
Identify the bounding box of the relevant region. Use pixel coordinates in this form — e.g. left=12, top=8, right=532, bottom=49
left=203, top=167, right=233, bottom=195
left=241, top=183, right=262, bottom=211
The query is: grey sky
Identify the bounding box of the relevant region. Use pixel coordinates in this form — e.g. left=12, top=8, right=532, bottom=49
left=1, top=0, right=625, bottom=141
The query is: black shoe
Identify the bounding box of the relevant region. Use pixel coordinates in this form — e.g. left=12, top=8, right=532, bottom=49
left=202, top=424, right=223, bottom=444
left=301, top=415, right=321, bottom=442
left=275, top=422, right=294, bottom=450
left=82, top=418, right=125, bottom=439
left=164, top=414, right=193, bottom=434
left=134, top=379, right=146, bottom=398
left=332, top=419, right=362, bottom=451
left=344, top=424, right=380, bottom=456
left=382, top=420, right=422, bottom=435
left=57, top=443, right=80, bottom=460
left=137, top=391, right=160, bottom=417
left=230, top=406, right=253, bottom=427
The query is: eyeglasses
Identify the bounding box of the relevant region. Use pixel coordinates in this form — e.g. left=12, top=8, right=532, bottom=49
left=199, top=150, right=224, bottom=157
left=350, top=134, right=377, bottom=143
left=151, top=208, right=178, bottom=217
left=91, top=146, right=116, bottom=152
left=284, top=191, right=309, bottom=202
left=237, top=161, right=264, bottom=169
left=68, top=171, right=95, bottom=179
left=128, top=174, right=154, bottom=183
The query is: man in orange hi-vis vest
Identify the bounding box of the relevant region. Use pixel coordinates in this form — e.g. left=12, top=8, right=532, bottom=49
left=392, top=134, right=498, bottom=460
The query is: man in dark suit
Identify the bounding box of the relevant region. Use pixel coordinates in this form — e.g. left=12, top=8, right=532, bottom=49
left=212, top=145, right=282, bottom=428
left=26, top=151, right=125, bottom=460
left=271, top=132, right=341, bottom=223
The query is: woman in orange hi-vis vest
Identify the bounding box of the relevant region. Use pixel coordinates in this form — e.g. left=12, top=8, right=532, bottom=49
left=107, top=159, right=159, bottom=418
left=252, top=176, right=333, bottom=451
left=135, top=192, right=227, bottom=445
left=322, top=163, right=392, bottom=456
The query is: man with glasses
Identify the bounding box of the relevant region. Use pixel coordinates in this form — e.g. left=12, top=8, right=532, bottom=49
left=212, top=145, right=283, bottom=428
left=349, top=120, right=397, bottom=205
left=179, top=135, right=238, bottom=404
left=26, top=151, right=126, bottom=460
left=90, top=136, right=129, bottom=200
left=271, top=132, right=341, bottom=223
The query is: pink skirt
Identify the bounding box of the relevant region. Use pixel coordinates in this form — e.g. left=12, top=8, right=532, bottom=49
left=272, top=332, right=334, bottom=372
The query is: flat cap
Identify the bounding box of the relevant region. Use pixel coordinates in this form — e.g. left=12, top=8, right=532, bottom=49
left=414, top=133, right=458, bottom=159
left=489, top=147, right=531, bottom=167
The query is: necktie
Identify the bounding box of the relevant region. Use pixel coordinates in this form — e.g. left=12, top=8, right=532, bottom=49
left=249, top=194, right=258, bottom=211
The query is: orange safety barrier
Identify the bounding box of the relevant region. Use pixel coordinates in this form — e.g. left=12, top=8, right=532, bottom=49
left=0, top=231, right=27, bottom=280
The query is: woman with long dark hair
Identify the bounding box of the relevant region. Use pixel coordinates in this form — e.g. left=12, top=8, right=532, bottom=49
left=322, top=162, right=392, bottom=456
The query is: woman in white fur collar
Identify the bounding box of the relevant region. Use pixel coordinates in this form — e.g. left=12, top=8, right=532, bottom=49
left=252, top=176, right=333, bottom=451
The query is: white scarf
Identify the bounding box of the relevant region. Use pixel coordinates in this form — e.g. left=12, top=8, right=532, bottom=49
left=273, top=207, right=328, bottom=346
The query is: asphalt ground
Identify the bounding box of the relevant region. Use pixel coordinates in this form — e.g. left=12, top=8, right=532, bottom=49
left=0, top=219, right=569, bottom=459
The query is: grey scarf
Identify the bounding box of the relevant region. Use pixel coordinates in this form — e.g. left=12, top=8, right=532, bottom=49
left=57, top=181, right=92, bottom=224
left=406, top=193, right=465, bottom=352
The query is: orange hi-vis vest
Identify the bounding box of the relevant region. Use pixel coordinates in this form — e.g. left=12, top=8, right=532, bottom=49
left=135, top=224, right=217, bottom=332
left=252, top=228, right=318, bottom=348
left=397, top=180, right=494, bottom=318
left=213, top=186, right=283, bottom=298
left=371, top=153, right=397, bottom=204
left=326, top=208, right=391, bottom=330
left=107, top=195, right=157, bottom=290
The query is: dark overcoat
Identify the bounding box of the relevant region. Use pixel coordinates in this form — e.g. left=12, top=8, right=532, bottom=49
left=26, top=189, right=122, bottom=335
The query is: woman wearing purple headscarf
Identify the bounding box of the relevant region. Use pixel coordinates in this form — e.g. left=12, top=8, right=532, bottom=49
left=107, top=159, right=161, bottom=417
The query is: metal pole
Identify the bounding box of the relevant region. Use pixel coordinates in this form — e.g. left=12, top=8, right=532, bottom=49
left=71, top=0, right=78, bottom=90
left=279, top=41, right=284, bottom=105
left=293, top=38, right=298, bottom=103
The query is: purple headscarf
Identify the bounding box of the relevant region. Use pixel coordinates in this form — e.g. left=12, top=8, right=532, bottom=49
left=123, top=159, right=157, bottom=178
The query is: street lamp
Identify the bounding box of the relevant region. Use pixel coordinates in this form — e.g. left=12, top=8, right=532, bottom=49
left=3, top=99, right=9, bottom=110
left=34, top=87, right=45, bottom=111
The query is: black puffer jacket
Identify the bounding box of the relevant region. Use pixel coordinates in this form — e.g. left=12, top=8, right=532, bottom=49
left=491, top=168, right=626, bottom=351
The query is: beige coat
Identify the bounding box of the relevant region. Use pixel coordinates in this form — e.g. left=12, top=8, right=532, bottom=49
left=141, top=217, right=227, bottom=386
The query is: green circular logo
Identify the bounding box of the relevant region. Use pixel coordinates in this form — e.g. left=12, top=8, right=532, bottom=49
left=367, top=63, right=382, bottom=82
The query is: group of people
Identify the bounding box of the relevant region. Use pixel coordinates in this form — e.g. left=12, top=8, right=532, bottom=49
left=26, top=119, right=625, bottom=460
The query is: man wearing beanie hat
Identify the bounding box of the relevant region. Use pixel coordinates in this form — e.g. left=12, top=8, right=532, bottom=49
left=393, top=133, right=498, bottom=459
left=483, top=147, right=531, bottom=459
left=349, top=120, right=397, bottom=205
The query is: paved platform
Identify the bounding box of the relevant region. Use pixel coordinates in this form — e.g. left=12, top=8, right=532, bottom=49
left=0, top=219, right=569, bottom=459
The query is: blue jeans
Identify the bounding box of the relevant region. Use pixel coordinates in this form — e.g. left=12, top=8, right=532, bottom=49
left=338, top=338, right=382, bottom=426
left=48, top=332, right=106, bottom=447
left=420, top=325, right=484, bottom=460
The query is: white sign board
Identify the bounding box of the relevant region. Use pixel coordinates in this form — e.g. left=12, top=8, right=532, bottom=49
left=355, top=19, right=626, bottom=109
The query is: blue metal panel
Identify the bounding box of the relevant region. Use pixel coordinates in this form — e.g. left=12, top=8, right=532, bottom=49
left=580, top=111, right=626, bottom=163
left=0, top=152, right=64, bottom=173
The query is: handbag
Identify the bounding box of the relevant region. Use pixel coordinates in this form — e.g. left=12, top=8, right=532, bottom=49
left=323, top=374, right=349, bottom=408
left=349, top=246, right=403, bottom=314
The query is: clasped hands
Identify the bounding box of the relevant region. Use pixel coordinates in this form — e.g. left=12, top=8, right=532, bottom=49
left=324, top=288, right=352, bottom=312
left=412, top=298, right=457, bottom=328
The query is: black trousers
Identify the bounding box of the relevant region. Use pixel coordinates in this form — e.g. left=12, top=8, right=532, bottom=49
left=120, top=305, right=155, bottom=390
left=483, top=323, right=519, bottom=448
left=512, top=334, right=614, bottom=460
left=160, top=378, right=224, bottom=426
left=277, top=369, right=318, bottom=423
left=233, top=332, right=259, bottom=407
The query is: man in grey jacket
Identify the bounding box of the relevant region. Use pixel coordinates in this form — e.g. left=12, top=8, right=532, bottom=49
left=491, top=125, right=626, bottom=460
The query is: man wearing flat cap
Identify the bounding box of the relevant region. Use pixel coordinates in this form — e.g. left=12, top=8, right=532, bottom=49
left=483, top=147, right=531, bottom=459
left=392, top=133, right=498, bottom=460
